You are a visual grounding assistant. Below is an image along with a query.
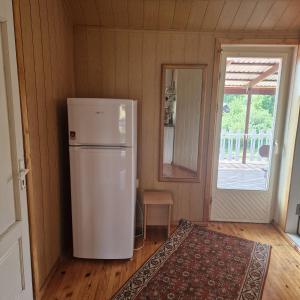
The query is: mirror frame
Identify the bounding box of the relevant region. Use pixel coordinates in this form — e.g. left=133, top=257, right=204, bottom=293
left=159, top=64, right=208, bottom=182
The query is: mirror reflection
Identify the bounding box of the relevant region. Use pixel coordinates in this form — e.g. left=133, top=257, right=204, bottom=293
left=160, top=65, right=206, bottom=181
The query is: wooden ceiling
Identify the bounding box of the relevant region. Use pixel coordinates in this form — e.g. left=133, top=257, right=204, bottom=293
left=64, top=0, right=300, bottom=33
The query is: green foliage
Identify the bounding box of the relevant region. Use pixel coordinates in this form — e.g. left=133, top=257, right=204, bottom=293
left=222, top=95, right=246, bottom=132
left=222, top=94, right=275, bottom=133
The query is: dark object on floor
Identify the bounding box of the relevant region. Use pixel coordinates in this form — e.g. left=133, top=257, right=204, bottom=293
left=113, top=219, right=271, bottom=300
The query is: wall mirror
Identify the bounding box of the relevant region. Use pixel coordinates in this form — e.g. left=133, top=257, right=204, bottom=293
left=159, top=64, right=207, bottom=182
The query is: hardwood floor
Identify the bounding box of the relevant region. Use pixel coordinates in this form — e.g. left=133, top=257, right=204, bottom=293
left=42, top=224, right=300, bottom=300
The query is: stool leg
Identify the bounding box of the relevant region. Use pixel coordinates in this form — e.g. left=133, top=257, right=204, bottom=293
left=168, top=205, right=172, bottom=237
left=144, top=204, right=147, bottom=240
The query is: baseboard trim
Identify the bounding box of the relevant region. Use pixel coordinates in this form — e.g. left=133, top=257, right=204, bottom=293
left=192, top=221, right=208, bottom=227
left=272, top=221, right=300, bottom=255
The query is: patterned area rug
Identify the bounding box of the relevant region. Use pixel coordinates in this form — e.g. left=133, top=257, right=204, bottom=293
left=113, top=220, right=271, bottom=300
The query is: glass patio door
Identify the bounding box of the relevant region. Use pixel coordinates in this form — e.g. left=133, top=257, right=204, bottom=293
left=211, top=46, right=294, bottom=223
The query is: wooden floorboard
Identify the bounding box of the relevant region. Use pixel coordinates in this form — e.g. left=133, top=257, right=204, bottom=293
left=42, top=224, right=300, bottom=300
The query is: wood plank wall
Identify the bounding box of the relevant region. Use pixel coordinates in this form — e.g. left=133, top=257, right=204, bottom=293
left=74, top=26, right=215, bottom=225
left=74, top=26, right=299, bottom=226
left=11, top=0, right=300, bottom=293
left=13, top=0, right=75, bottom=297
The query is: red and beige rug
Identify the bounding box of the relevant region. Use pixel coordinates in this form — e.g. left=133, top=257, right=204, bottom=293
left=113, top=220, right=271, bottom=300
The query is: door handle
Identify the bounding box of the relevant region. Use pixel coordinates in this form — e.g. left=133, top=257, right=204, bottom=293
left=18, top=159, right=30, bottom=190
left=18, top=168, right=30, bottom=190
left=273, top=141, right=279, bottom=154
left=18, top=168, right=30, bottom=179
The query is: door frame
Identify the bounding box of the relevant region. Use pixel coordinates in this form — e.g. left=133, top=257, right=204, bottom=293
left=204, top=38, right=299, bottom=222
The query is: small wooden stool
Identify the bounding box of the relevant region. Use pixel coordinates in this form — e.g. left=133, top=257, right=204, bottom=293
left=143, top=190, right=173, bottom=240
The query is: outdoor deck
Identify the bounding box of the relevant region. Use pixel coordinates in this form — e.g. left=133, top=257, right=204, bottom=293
left=217, top=161, right=269, bottom=190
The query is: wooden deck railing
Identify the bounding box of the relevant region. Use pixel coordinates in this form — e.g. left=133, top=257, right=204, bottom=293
left=219, top=130, right=273, bottom=162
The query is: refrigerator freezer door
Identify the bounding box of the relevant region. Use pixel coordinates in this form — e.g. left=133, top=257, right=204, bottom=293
left=68, top=98, right=137, bottom=147
left=69, top=146, right=136, bottom=259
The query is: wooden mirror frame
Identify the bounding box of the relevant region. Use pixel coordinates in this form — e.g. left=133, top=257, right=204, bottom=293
left=159, top=64, right=208, bottom=182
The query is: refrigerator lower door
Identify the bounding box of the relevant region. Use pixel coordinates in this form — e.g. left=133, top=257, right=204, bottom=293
left=69, top=146, right=136, bottom=259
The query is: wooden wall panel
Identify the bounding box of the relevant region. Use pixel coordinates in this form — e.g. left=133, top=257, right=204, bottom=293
left=128, top=31, right=143, bottom=180
left=13, top=0, right=75, bottom=297
left=141, top=31, right=157, bottom=188
left=115, top=31, right=129, bottom=98
left=73, top=27, right=217, bottom=225
left=30, top=0, right=53, bottom=277
left=87, top=28, right=102, bottom=97
left=75, top=28, right=298, bottom=225
left=74, top=27, right=88, bottom=97
left=38, top=0, right=59, bottom=280
left=16, top=0, right=47, bottom=288
left=101, top=30, right=116, bottom=97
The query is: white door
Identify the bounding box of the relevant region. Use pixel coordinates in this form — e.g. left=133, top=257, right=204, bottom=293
left=211, top=45, right=295, bottom=223
left=0, top=1, right=33, bottom=299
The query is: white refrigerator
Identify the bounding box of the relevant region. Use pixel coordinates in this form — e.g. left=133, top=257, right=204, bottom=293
left=68, top=98, right=137, bottom=259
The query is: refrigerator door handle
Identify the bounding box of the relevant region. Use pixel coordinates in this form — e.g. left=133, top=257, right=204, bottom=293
left=70, top=145, right=130, bottom=150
